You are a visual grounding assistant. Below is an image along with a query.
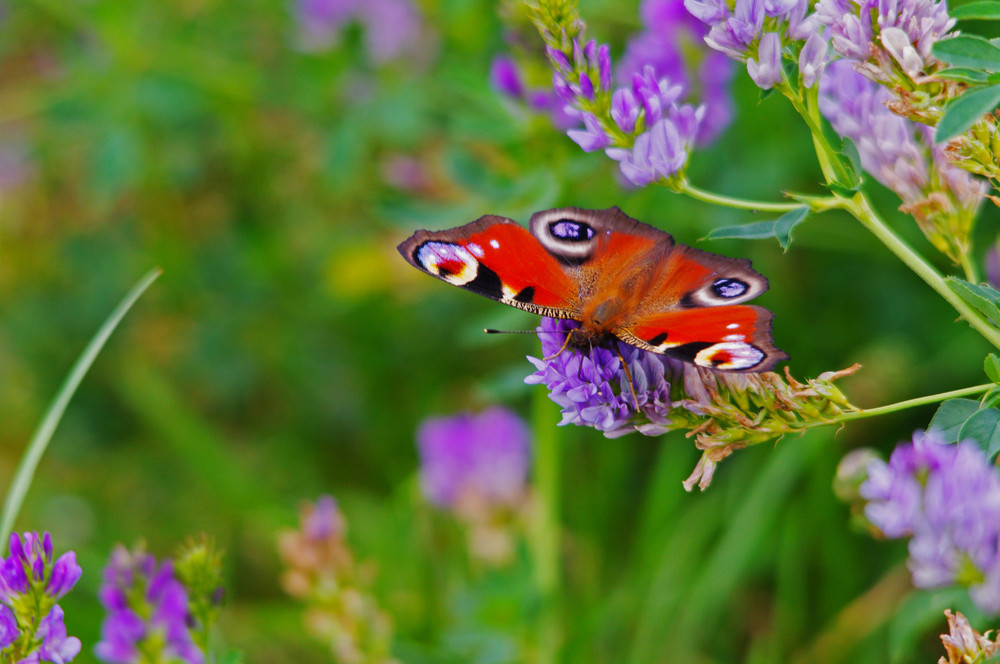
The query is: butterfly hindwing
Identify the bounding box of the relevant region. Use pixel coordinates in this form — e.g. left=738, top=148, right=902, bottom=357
left=397, top=215, right=580, bottom=318
left=618, top=305, right=787, bottom=371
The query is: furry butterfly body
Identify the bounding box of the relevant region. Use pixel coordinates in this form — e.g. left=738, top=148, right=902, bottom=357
left=398, top=207, right=786, bottom=372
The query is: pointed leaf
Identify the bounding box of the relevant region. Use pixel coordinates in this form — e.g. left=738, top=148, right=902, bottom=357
left=957, top=406, right=1000, bottom=457
left=702, top=206, right=809, bottom=250
left=951, top=1, right=1000, bottom=20
left=929, top=398, right=982, bottom=442
left=933, top=35, right=1000, bottom=70
left=986, top=353, right=1000, bottom=384
left=945, top=277, right=1000, bottom=326
left=936, top=84, right=1000, bottom=141
left=936, top=67, right=991, bottom=83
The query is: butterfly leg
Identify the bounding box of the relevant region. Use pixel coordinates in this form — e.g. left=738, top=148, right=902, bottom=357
left=613, top=341, right=641, bottom=411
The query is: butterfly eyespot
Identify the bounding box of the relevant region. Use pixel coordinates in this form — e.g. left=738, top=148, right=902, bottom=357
left=694, top=342, right=765, bottom=370
left=415, top=241, right=480, bottom=286
left=712, top=278, right=748, bottom=299
left=548, top=219, right=595, bottom=242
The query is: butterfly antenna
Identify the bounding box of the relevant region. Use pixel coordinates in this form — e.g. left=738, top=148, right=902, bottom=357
left=484, top=328, right=570, bottom=335
left=614, top=340, right=641, bottom=411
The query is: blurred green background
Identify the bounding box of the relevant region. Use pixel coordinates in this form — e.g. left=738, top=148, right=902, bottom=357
left=1, top=0, right=998, bottom=662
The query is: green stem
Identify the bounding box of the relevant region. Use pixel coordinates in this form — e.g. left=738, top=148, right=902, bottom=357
left=0, top=268, right=162, bottom=542
left=793, top=82, right=850, bottom=186
left=843, top=193, right=1000, bottom=350
left=806, top=383, right=993, bottom=429
left=529, top=388, right=561, bottom=663
left=678, top=181, right=805, bottom=213
left=960, top=250, right=979, bottom=284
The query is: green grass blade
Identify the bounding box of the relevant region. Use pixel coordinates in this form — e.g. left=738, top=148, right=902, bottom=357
left=0, top=267, right=162, bottom=542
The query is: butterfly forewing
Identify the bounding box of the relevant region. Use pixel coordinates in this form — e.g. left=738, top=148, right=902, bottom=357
left=397, top=216, right=580, bottom=318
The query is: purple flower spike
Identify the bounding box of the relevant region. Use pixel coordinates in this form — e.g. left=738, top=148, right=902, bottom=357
left=685, top=0, right=730, bottom=24
left=490, top=56, right=524, bottom=98
left=0, top=604, right=17, bottom=648
left=546, top=46, right=572, bottom=73
left=578, top=72, right=595, bottom=100
left=303, top=494, right=343, bottom=541
left=747, top=32, right=783, bottom=89
left=598, top=44, right=612, bottom=89
left=606, top=111, right=698, bottom=185
left=417, top=407, right=531, bottom=509
left=861, top=431, right=1000, bottom=614
left=525, top=318, right=681, bottom=437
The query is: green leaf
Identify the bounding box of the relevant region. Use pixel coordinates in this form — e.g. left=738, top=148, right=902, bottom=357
left=944, top=276, right=1000, bottom=326
left=958, top=406, right=1000, bottom=457
left=936, top=84, right=1000, bottom=141
left=983, top=385, right=1000, bottom=407
left=838, top=138, right=862, bottom=187
left=702, top=206, right=809, bottom=250
left=936, top=67, right=991, bottom=83
left=951, top=0, right=1000, bottom=20
left=929, top=398, right=982, bottom=442
left=986, top=353, right=1000, bottom=383
left=933, top=34, right=1000, bottom=70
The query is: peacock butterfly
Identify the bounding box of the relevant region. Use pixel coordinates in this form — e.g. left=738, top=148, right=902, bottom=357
left=397, top=206, right=787, bottom=372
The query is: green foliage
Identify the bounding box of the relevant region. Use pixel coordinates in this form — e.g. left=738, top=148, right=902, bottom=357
left=703, top=206, right=809, bottom=249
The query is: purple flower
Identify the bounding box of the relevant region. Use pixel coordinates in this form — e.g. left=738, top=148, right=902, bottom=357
left=95, top=547, right=204, bottom=664
left=0, top=605, right=17, bottom=649
left=32, top=606, right=81, bottom=664
left=568, top=112, right=612, bottom=152
left=294, top=0, right=423, bottom=63
left=417, top=407, right=531, bottom=509
left=861, top=431, right=1000, bottom=613
left=525, top=318, right=680, bottom=437
left=606, top=109, right=701, bottom=186
left=0, top=532, right=81, bottom=604
left=747, top=31, right=783, bottom=89
left=799, top=32, right=829, bottom=88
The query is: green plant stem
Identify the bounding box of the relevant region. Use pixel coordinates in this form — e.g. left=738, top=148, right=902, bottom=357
left=806, top=383, right=993, bottom=429
left=842, top=193, right=1000, bottom=350
left=678, top=181, right=806, bottom=213
left=529, top=388, right=561, bottom=663
left=0, top=268, right=161, bottom=542
left=960, top=250, right=979, bottom=284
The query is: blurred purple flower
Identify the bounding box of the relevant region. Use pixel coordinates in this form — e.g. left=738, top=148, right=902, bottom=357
left=95, top=547, right=203, bottom=664
left=294, top=0, right=423, bottom=63
left=525, top=318, right=680, bottom=437
left=819, top=60, right=985, bottom=212
left=861, top=431, right=1000, bottom=613
left=489, top=56, right=577, bottom=130
left=417, top=407, right=531, bottom=509
left=303, top=495, right=344, bottom=541
left=0, top=605, right=16, bottom=649
left=490, top=56, right=524, bottom=98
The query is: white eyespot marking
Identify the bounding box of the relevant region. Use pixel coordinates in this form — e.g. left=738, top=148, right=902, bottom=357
left=468, top=242, right=484, bottom=258
left=712, top=278, right=749, bottom=299
left=415, top=242, right=479, bottom=286
left=726, top=323, right=740, bottom=330
left=489, top=239, right=500, bottom=250
left=694, top=342, right=765, bottom=371
left=723, top=334, right=746, bottom=342
left=501, top=284, right=518, bottom=300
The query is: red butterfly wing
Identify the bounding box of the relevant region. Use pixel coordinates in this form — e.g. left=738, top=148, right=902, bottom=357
left=397, top=215, right=580, bottom=318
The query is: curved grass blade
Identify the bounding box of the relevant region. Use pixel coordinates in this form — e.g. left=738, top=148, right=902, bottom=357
left=0, top=268, right=162, bottom=542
